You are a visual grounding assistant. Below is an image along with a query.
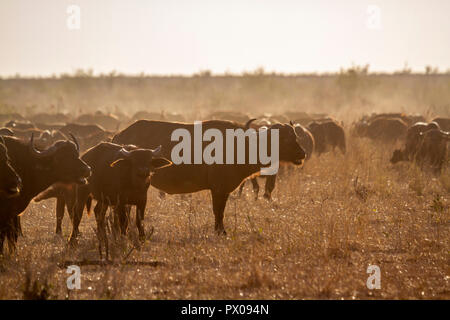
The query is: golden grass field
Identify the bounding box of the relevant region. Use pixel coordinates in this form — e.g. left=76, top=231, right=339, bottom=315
left=0, top=136, right=448, bottom=299
left=1, top=70, right=450, bottom=120
left=0, top=71, right=449, bottom=299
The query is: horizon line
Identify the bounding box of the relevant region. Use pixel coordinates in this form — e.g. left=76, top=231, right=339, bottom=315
left=2, top=66, right=449, bottom=80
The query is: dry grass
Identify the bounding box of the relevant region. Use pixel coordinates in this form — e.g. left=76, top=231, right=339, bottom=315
left=0, top=136, right=448, bottom=300
left=1, top=72, right=450, bottom=119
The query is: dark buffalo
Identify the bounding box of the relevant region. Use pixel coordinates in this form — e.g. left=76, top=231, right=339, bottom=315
left=29, top=113, right=71, bottom=124
left=8, top=128, right=66, bottom=149
left=362, top=113, right=425, bottom=127
left=0, top=128, right=14, bottom=136
left=112, top=119, right=306, bottom=234
left=357, top=117, right=407, bottom=144
left=60, top=123, right=106, bottom=137
left=391, top=122, right=440, bottom=164
left=79, top=130, right=114, bottom=152
left=59, top=123, right=113, bottom=151
left=432, top=117, right=450, bottom=132
left=0, top=135, right=91, bottom=253
left=8, top=128, right=44, bottom=140
left=415, top=129, right=449, bottom=174
left=0, top=137, right=22, bottom=199
left=308, top=119, right=346, bottom=155
left=34, top=123, right=65, bottom=132
left=391, top=128, right=449, bottom=174
left=75, top=111, right=121, bottom=132
left=4, top=120, right=36, bottom=130
left=0, top=113, right=26, bottom=124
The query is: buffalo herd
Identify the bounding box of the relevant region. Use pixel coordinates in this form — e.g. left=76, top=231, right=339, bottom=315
left=0, top=110, right=448, bottom=258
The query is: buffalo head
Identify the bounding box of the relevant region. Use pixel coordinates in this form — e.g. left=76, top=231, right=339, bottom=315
left=29, top=134, right=91, bottom=185
left=110, top=145, right=172, bottom=188
left=270, top=122, right=306, bottom=166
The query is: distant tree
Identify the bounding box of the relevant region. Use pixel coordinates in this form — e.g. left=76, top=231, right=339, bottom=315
left=425, top=65, right=439, bottom=74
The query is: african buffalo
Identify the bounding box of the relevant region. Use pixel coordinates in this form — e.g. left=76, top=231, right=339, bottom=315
left=391, top=122, right=440, bottom=164
left=0, top=128, right=14, bottom=136
left=7, top=128, right=67, bottom=149
left=0, top=137, right=22, bottom=199
left=416, top=129, right=449, bottom=174
left=362, top=113, right=425, bottom=127
left=59, top=123, right=113, bottom=151
left=308, top=119, right=346, bottom=155
left=112, top=119, right=306, bottom=234
left=60, top=123, right=106, bottom=137
left=29, top=113, right=71, bottom=125
left=4, top=120, right=36, bottom=130
left=391, top=128, right=449, bottom=174
left=34, top=123, right=65, bottom=132
left=356, top=117, right=407, bottom=144
left=432, top=117, right=450, bottom=131
left=75, top=111, right=121, bottom=132
left=0, top=113, right=26, bottom=124
left=0, top=135, right=91, bottom=253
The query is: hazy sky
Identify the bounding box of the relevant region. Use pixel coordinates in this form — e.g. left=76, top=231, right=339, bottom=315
left=0, top=0, right=449, bottom=76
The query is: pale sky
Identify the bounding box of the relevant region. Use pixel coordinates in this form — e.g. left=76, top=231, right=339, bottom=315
left=0, top=0, right=449, bottom=77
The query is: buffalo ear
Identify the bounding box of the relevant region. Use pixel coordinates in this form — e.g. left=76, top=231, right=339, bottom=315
left=110, top=158, right=127, bottom=168
left=151, top=157, right=172, bottom=170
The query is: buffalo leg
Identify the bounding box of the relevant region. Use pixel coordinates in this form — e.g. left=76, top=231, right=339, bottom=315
left=339, top=143, right=346, bottom=155
left=2, top=216, right=20, bottom=254
left=211, top=191, right=229, bottom=235
left=263, top=174, right=277, bottom=200
left=115, top=203, right=129, bottom=236
left=55, top=195, right=66, bottom=235
left=94, top=201, right=109, bottom=260
left=0, top=232, right=4, bottom=255
left=112, top=206, right=121, bottom=239
left=69, top=186, right=89, bottom=244
left=136, top=200, right=147, bottom=241
left=64, top=187, right=76, bottom=222
left=250, top=178, right=260, bottom=200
